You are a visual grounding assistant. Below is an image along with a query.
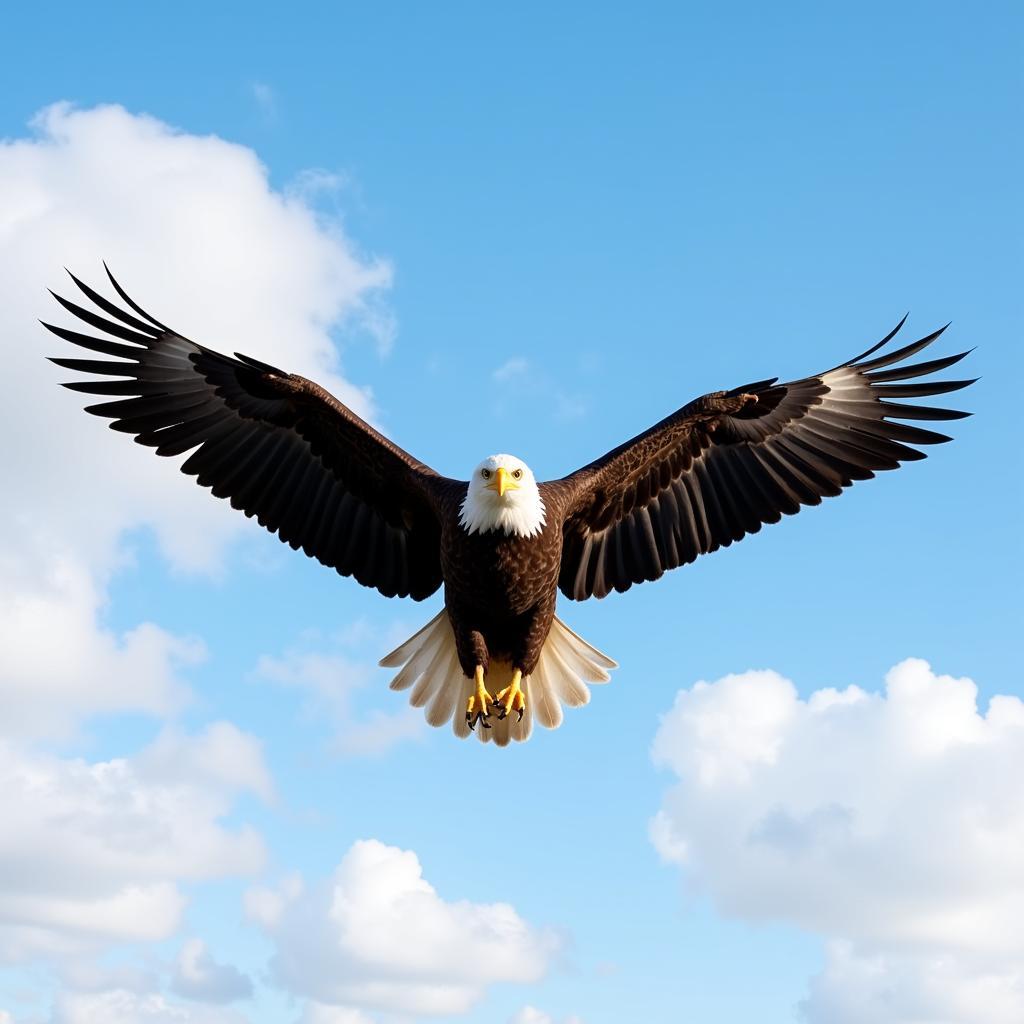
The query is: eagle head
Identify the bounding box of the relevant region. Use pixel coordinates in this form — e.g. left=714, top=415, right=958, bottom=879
left=459, top=454, right=546, bottom=539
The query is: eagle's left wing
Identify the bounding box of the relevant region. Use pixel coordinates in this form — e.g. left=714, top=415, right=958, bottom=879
left=44, top=267, right=455, bottom=600
left=550, top=318, right=974, bottom=600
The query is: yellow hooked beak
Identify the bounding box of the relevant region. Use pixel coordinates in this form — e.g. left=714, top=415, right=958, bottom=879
left=487, top=466, right=519, bottom=497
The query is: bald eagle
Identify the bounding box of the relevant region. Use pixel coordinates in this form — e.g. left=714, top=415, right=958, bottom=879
left=45, top=268, right=974, bottom=745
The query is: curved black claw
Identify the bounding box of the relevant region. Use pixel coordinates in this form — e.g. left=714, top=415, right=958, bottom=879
left=467, top=709, right=491, bottom=731
left=490, top=699, right=508, bottom=721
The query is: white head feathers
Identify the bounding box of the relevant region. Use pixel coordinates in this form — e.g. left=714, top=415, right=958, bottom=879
left=459, top=454, right=546, bottom=539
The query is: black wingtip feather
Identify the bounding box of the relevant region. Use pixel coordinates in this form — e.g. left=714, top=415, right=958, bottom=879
left=47, top=289, right=155, bottom=347
left=102, top=263, right=170, bottom=332
left=872, top=377, right=977, bottom=398
left=878, top=401, right=971, bottom=422
left=64, top=267, right=163, bottom=338
left=853, top=324, right=951, bottom=374
left=867, top=349, right=971, bottom=384
left=843, top=313, right=910, bottom=366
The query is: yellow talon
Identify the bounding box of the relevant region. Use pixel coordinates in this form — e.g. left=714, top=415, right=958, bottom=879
left=493, top=669, right=526, bottom=722
left=466, top=665, right=494, bottom=730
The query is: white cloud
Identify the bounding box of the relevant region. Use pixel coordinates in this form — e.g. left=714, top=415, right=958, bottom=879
left=492, top=357, right=530, bottom=382
left=507, top=1010, right=585, bottom=1024
left=509, top=1008, right=553, bottom=1024
left=255, top=647, right=422, bottom=756
left=801, top=941, right=1024, bottom=1024
left=251, top=839, right=560, bottom=1017
left=0, top=101, right=392, bottom=741
left=171, top=939, right=252, bottom=1004
left=3, top=101, right=389, bottom=577
left=0, top=557, right=201, bottom=739
left=296, top=1004, right=376, bottom=1024
left=250, top=81, right=277, bottom=119
left=57, top=958, right=159, bottom=998
left=0, top=725, right=268, bottom=961
left=489, top=359, right=585, bottom=422
left=552, top=391, right=586, bottom=421
left=243, top=873, right=304, bottom=930
left=137, top=722, right=275, bottom=803
left=651, top=658, right=1024, bottom=1022
left=52, top=988, right=248, bottom=1024
left=0, top=99, right=394, bottom=1020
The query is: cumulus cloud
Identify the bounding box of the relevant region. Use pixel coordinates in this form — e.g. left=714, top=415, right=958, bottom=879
left=249, top=839, right=560, bottom=1017
left=0, top=724, right=268, bottom=961
left=0, top=99, right=397, bottom=1018
left=171, top=939, right=252, bottom=1004
left=802, top=941, right=1024, bottom=1024
left=297, top=1004, right=376, bottom=1024
left=0, top=558, right=201, bottom=739
left=3, top=101, right=388, bottom=577
left=52, top=988, right=248, bottom=1024
left=0, top=101, right=392, bottom=740
left=651, top=658, right=1024, bottom=1022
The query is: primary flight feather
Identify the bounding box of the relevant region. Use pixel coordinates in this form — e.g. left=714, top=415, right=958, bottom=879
left=45, top=267, right=975, bottom=746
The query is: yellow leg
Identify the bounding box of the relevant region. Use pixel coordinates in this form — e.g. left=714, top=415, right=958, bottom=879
left=493, top=669, right=526, bottom=722
left=465, top=665, right=494, bottom=730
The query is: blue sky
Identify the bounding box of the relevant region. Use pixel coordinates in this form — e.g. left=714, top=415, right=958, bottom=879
left=0, top=4, right=1021, bottom=1023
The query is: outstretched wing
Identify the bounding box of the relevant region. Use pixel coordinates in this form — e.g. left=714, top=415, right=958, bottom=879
left=44, top=266, right=454, bottom=600
left=551, top=318, right=974, bottom=600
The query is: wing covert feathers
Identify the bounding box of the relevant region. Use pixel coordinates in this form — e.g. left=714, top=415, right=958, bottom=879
left=45, top=267, right=447, bottom=600
left=557, top=319, right=974, bottom=600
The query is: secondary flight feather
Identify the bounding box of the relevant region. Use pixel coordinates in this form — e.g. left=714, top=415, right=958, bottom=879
left=45, top=267, right=975, bottom=745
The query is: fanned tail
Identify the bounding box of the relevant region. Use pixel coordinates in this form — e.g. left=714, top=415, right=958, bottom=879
left=379, top=610, right=616, bottom=746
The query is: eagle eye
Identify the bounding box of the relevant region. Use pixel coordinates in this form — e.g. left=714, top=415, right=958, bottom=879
left=512, top=468, right=523, bottom=480
left=481, top=469, right=491, bottom=479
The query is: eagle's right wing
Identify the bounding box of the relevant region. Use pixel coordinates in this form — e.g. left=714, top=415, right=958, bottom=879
left=45, top=267, right=456, bottom=600
left=551, top=318, right=974, bottom=600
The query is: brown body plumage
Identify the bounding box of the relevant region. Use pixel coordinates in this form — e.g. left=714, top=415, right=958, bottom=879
left=441, top=505, right=564, bottom=677
left=45, top=267, right=975, bottom=745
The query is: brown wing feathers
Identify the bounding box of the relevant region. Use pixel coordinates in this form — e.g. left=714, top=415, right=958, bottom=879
left=45, top=267, right=445, bottom=600
left=557, top=319, right=974, bottom=600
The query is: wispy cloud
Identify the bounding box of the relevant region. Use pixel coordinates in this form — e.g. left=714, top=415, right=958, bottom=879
left=508, top=1008, right=586, bottom=1024
left=553, top=391, right=587, bottom=421
left=489, top=358, right=587, bottom=421
left=492, top=357, right=531, bottom=382
left=255, top=635, right=425, bottom=757
left=249, top=80, right=277, bottom=119
left=287, top=167, right=349, bottom=200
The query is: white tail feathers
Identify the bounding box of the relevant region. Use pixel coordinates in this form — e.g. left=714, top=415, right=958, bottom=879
left=378, top=610, right=617, bottom=747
